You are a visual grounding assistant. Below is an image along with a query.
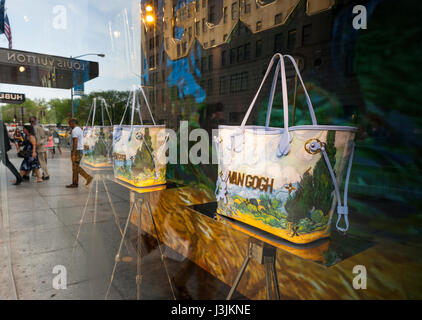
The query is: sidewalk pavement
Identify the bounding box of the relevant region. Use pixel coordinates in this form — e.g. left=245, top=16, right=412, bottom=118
left=0, top=150, right=170, bottom=300
left=0, top=149, right=236, bottom=300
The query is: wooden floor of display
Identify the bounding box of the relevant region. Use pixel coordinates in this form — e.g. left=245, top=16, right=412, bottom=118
left=127, top=185, right=422, bottom=299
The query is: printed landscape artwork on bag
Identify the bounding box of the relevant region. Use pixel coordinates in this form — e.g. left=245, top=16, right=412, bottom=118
left=216, top=127, right=356, bottom=244
left=83, top=126, right=114, bottom=168
left=113, top=125, right=167, bottom=188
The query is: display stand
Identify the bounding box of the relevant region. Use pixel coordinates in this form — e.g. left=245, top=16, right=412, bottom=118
left=227, top=239, right=280, bottom=300
left=72, top=169, right=130, bottom=256
left=104, top=185, right=176, bottom=300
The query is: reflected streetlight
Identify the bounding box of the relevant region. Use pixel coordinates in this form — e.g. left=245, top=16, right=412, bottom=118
left=140, top=3, right=156, bottom=85
left=70, top=53, right=105, bottom=118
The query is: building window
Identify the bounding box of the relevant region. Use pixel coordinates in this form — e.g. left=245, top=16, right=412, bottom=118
left=149, top=38, right=154, bottom=50
left=221, top=50, right=227, bottom=66
left=244, top=0, right=251, bottom=14
left=177, top=44, right=181, bottom=56
left=230, top=72, right=248, bottom=93
left=230, top=74, right=239, bottom=93
left=208, top=55, right=213, bottom=71
left=182, top=42, right=187, bottom=54
left=219, top=76, right=227, bottom=95
left=241, top=72, right=248, bottom=91
left=229, top=112, right=242, bottom=123
left=230, top=48, right=236, bottom=64
left=202, top=0, right=206, bottom=8
left=201, top=57, right=207, bottom=73
left=275, top=13, right=283, bottom=25
left=195, top=0, right=200, bottom=12
left=202, top=18, right=207, bottom=33
left=210, top=39, right=215, bottom=46
left=274, top=33, right=283, bottom=52
left=188, top=26, right=192, bottom=41
left=288, top=29, right=296, bottom=50
left=181, top=7, right=187, bottom=21
left=244, top=43, right=251, bottom=60
left=223, top=7, right=228, bottom=23
left=195, top=21, right=200, bottom=36
left=207, top=78, right=213, bottom=93
left=256, top=39, right=262, bottom=57
left=223, top=34, right=228, bottom=41
left=231, top=2, right=238, bottom=20
left=209, top=5, right=215, bottom=24
left=302, top=24, right=312, bottom=46
left=256, top=21, right=262, bottom=31
left=237, top=46, right=244, bottom=62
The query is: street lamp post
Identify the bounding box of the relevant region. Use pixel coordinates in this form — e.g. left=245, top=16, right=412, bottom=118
left=70, top=53, right=105, bottom=118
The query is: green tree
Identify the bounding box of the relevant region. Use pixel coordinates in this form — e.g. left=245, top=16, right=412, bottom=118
left=285, top=131, right=337, bottom=225
left=132, top=128, right=155, bottom=176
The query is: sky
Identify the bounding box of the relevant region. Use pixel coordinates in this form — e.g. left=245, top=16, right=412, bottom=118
left=0, top=0, right=143, bottom=101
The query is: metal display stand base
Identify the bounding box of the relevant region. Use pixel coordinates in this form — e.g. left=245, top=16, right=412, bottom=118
left=72, top=173, right=130, bottom=255
left=227, top=239, right=280, bottom=300
left=105, top=190, right=176, bottom=300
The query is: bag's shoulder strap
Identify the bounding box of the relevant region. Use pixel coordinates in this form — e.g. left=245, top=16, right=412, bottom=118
left=310, top=140, right=355, bottom=232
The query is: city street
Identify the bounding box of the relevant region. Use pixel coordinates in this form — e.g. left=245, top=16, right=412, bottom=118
left=0, top=149, right=232, bottom=300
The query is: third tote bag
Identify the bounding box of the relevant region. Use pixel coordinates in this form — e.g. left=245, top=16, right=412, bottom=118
left=215, top=53, right=357, bottom=244
left=112, top=86, right=167, bottom=189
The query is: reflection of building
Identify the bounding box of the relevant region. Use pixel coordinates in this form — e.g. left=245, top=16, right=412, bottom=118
left=141, top=0, right=362, bottom=129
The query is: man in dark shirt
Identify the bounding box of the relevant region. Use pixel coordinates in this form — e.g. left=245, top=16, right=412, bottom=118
left=0, top=120, right=22, bottom=185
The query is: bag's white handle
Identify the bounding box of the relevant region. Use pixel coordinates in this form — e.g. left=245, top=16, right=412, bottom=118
left=265, top=60, right=282, bottom=128
left=230, top=54, right=287, bottom=153
left=98, top=97, right=113, bottom=126
left=137, top=85, right=157, bottom=125
left=239, top=53, right=291, bottom=156
left=119, top=93, right=132, bottom=127
left=312, top=140, right=355, bottom=232
left=91, top=98, right=97, bottom=127
left=240, top=53, right=286, bottom=128
left=84, top=100, right=95, bottom=135
left=265, top=55, right=317, bottom=128
left=120, top=86, right=157, bottom=130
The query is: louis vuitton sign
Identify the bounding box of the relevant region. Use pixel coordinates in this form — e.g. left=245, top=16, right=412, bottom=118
left=0, top=48, right=91, bottom=71
left=0, top=48, right=99, bottom=89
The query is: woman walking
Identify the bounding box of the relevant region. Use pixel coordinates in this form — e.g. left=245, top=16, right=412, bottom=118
left=18, top=125, right=43, bottom=183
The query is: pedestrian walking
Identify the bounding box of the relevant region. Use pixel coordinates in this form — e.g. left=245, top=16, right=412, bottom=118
left=52, top=127, right=62, bottom=155
left=0, top=120, right=22, bottom=185
left=66, top=118, right=93, bottom=188
left=19, top=125, right=43, bottom=183
left=46, top=130, right=54, bottom=158
left=29, top=116, right=50, bottom=180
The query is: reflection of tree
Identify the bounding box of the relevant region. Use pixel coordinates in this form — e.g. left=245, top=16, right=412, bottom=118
left=353, top=0, right=422, bottom=209
left=285, top=131, right=336, bottom=225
